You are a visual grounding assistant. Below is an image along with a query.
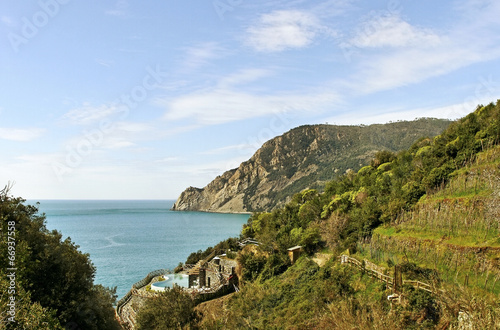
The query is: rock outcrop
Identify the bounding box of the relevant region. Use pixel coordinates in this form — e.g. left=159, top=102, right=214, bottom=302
left=172, top=119, right=451, bottom=213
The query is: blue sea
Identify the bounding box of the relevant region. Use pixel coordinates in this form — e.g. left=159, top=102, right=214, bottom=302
left=31, top=200, right=249, bottom=300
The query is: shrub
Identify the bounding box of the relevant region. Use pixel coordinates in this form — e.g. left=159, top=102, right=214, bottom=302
left=136, top=286, right=199, bottom=329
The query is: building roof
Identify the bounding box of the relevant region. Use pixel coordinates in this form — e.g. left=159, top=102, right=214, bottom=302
left=287, top=246, right=302, bottom=251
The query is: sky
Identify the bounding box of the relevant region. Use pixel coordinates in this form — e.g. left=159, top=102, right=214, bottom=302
left=0, top=0, right=499, bottom=200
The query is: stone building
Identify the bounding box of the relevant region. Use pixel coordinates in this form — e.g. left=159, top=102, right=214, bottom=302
left=188, top=254, right=237, bottom=290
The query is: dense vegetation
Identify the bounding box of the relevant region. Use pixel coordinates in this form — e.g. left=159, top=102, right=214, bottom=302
left=0, top=188, right=120, bottom=329
left=136, top=286, right=199, bottom=329
left=157, top=101, right=500, bottom=328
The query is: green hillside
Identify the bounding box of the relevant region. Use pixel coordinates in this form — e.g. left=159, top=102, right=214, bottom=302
left=142, top=101, right=500, bottom=329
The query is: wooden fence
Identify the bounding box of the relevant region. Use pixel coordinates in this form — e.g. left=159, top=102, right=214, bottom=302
left=338, top=255, right=438, bottom=295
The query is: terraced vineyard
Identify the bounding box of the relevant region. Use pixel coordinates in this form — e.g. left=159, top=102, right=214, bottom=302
left=351, top=145, right=500, bottom=326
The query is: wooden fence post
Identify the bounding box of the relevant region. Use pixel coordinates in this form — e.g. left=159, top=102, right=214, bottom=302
left=394, top=264, right=402, bottom=293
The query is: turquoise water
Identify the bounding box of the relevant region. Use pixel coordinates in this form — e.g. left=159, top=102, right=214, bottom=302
left=151, top=274, right=189, bottom=290
left=32, top=200, right=249, bottom=300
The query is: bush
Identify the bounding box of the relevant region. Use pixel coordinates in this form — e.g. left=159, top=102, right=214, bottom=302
left=238, top=252, right=267, bottom=282
left=402, top=285, right=440, bottom=326
left=136, top=286, right=199, bottom=329
left=259, top=254, right=291, bottom=281
left=174, top=262, right=183, bottom=273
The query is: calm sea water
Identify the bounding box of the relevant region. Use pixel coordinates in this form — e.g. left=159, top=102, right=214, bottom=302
left=31, top=200, right=249, bottom=300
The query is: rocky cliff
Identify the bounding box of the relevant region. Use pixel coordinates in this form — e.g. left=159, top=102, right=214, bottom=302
left=172, top=119, right=451, bottom=213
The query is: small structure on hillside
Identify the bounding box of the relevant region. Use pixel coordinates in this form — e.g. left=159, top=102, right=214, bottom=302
left=187, top=253, right=238, bottom=290
left=238, top=238, right=260, bottom=247
left=287, top=246, right=302, bottom=264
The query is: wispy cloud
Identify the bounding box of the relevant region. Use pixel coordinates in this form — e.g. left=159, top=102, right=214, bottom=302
left=310, top=0, right=355, bottom=18
left=167, top=156, right=250, bottom=180
left=62, top=103, right=119, bottom=126
left=155, top=156, right=183, bottom=164
left=216, top=68, right=271, bottom=88
left=102, top=139, right=136, bottom=149
left=350, top=15, right=442, bottom=49
left=0, top=128, right=45, bottom=142
left=342, top=8, right=500, bottom=95
left=160, top=87, right=339, bottom=125
left=60, top=120, right=155, bottom=152
left=200, top=144, right=254, bottom=155
left=95, top=59, right=114, bottom=67
left=181, top=42, right=227, bottom=70
left=246, top=10, right=323, bottom=52
left=1, top=16, right=16, bottom=28
left=157, top=66, right=340, bottom=125
left=323, top=95, right=498, bottom=126
left=106, top=0, right=130, bottom=17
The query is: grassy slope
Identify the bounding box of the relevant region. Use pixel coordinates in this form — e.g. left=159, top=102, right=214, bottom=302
left=357, top=145, right=500, bottom=297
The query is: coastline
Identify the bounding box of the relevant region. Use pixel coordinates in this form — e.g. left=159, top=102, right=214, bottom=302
left=170, top=208, right=253, bottom=215
left=40, top=200, right=249, bottom=301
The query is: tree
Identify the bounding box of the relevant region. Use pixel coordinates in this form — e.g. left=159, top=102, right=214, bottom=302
left=371, top=150, right=396, bottom=167
left=300, top=227, right=322, bottom=254
left=0, top=187, right=120, bottom=329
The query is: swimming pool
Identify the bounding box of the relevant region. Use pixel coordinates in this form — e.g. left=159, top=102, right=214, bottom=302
left=150, top=274, right=189, bottom=291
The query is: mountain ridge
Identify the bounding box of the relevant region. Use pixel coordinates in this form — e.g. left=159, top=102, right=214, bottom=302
left=172, top=118, right=452, bottom=213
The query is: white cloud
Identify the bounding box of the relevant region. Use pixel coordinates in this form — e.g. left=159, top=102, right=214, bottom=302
left=200, top=144, right=254, bottom=156
left=158, top=68, right=340, bottom=125
left=155, top=156, right=183, bottom=164
left=246, top=10, right=322, bottom=52
left=59, top=120, right=154, bottom=153
left=161, top=88, right=338, bottom=125
left=348, top=46, right=466, bottom=94
left=310, top=0, right=355, bottom=18
left=217, top=69, right=271, bottom=88
left=103, top=139, right=136, bottom=149
left=1, top=16, right=16, bottom=28
left=323, top=95, right=498, bottom=126
left=181, top=42, right=226, bottom=70
left=0, top=128, right=45, bottom=142
left=115, top=122, right=152, bottom=133
left=62, top=103, right=120, bottom=126
left=106, top=0, right=129, bottom=17
left=341, top=7, right=500, bottom=95
left=15, top=153, right=60, bottom=165
left=350, top=15, right=442, bottom=49
left=167, top=156, right=250, bottom=183
left=357, top=39, right=500, bottom=95
left=95, top=59, right=114, bottom=67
